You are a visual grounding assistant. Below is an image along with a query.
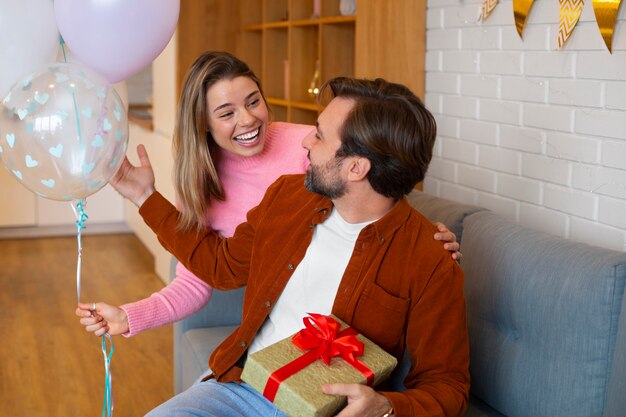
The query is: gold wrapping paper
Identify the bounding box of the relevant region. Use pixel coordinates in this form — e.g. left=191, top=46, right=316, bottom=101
left=558, top=0, right=585, bottom=48
left=241, top=316, right=397, bottom=417
left=592, top=0, right=623, bottom=52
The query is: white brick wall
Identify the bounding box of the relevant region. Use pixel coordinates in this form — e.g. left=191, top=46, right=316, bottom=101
left=425, top=0, right=626, bottom=252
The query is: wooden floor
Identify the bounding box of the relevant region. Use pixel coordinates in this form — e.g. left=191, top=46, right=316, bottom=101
left=0, top=233, right=173, bottom=416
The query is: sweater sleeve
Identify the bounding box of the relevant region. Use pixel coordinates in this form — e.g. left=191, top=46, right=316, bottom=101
left=139, top=191, right=253, bottom=290
left=120, top=264, right=213, bottom=337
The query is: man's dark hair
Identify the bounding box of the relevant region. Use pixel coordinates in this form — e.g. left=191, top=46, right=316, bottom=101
left=320, top=77, right=437, bottom=200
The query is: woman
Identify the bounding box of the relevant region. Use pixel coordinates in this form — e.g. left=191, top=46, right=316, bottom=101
left=76, top=51, right=459, bottom=337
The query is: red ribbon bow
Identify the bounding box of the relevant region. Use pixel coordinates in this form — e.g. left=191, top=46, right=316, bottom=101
left=263, top=313, right=375, bottom=402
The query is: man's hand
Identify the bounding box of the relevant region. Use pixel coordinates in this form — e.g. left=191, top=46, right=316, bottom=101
left=109, top=144, right=156, bottom=207
left=434, top=222, right=462, bottom=261
left=322, top=383, right=392, bottom=417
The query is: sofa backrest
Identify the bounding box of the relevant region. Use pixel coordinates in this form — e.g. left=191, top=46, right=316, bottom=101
left=461, top=210, right=626, bottom=417
left=406, top=190, right=486, bottom=244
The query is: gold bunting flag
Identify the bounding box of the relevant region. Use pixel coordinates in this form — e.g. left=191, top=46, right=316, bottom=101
left=481, top=0, right=620, bottom=52
left=480, top=0, right=499, bottom=20
left=558, top=0, right=585, bottom=48
left=513, top=0, right=536, bottom=38
left=591, top=0, right=623, bottom=52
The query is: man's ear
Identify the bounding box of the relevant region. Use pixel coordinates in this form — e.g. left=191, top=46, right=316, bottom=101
left=347, top=157, right=371, bottom=181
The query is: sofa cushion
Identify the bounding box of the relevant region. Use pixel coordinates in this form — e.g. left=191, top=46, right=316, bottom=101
left=180, top=326, right=239, bottom=391
left=406, top=190, right=485, bottom=243
left=174, top=287, right=246, bottom=393
left=460, top=211, right=626, bottom=417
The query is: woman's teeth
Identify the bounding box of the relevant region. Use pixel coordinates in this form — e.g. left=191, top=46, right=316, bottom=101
left=234, top=129, right=259, bottom=144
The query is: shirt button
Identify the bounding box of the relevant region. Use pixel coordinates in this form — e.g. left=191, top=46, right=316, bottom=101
left=265, top=300, right=272, bottom=308
left=288, top=263, right=294, bottom=270
left=309, top=224, right=314, bottom=229
left=322, top=209, right=327, bottom=215
left=380, top=236, right=385, bottom=244
left=240, top=341, right=247, bottom=348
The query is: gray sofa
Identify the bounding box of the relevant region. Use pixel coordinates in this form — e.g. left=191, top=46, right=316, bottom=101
left=172, top=190, right=626, bottom=417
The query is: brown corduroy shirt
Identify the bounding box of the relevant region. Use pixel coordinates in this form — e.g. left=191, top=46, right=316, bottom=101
left=139, top=174, right=470, bottom=417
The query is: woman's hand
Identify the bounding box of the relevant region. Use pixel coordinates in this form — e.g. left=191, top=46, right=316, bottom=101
left=434, top=222, right=462, bottom=261
left=109, top=144, right=156, bottom=207
left=76, top=302, right=129, bottom=337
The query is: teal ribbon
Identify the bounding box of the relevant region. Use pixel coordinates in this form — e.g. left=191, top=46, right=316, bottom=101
left=72, top=199, right=88, bottom=302
left=101, top=334, right=115, bottom=417
left=75, top=199, right=89, bottom=230
left=59, top=36, right=84, bottom=150
left=59, top=35, right=68, bottom=62
left=71, top=199, right=114, bottom=416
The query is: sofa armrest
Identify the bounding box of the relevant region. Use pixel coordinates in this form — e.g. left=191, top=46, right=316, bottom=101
left=606, top=285, right=626, bottom=417
left=460, top=211, right=626, bottom=417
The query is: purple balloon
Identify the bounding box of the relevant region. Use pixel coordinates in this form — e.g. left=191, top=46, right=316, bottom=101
left=54, top=0, right=180, bottom=83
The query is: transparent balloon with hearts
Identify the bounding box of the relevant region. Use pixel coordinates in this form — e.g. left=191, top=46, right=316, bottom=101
left=0, top=62, right=128, bottom=201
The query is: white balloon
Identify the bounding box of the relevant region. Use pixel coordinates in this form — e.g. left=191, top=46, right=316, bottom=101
left=0, top=0, right=59, bottom=98
left=56, top=44, right=129, bottom=111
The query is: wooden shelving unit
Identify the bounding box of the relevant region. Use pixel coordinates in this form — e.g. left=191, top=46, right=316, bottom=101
left=237, top=0, right=355, bottom=125
left=175, top=0, right=425, bottom=124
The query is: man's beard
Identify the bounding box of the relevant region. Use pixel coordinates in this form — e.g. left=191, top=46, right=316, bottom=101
left=304, top=157, right=347, bottom=199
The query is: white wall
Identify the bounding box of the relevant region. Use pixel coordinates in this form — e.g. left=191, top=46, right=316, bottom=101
left=424, top=0, right=626, bottom=252
left=124, top=32, right=177, bottom=283
left=126, top=65, right=153, bottom=106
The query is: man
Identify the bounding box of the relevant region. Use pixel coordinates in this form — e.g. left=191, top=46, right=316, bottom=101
left=114, top=77, right=469, bottom=416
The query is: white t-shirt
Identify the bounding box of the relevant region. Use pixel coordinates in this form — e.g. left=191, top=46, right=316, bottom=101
left=248, top=208, right=373, bottom=354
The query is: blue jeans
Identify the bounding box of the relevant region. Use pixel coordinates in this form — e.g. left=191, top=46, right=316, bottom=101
left=145, top=379, right=288, bottom=417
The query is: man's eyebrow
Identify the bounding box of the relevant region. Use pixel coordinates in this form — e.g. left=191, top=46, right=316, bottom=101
left=315, top=121, right=324, bottom=138
left=212, top=90, right=261, bottom=113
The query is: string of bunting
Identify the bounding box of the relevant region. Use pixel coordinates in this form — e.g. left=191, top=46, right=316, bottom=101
left=479, top=0, right=623, bottom=52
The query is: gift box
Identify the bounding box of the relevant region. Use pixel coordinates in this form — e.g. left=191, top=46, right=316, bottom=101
left=241, top=314, right=397, bottom=417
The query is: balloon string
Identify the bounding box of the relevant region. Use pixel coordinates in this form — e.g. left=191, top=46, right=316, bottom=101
left=70, top=200, right=114, bottom=416
left=101, top=334, right=115, bottom=417
left=71, top=199, right=88, bottom=302
left=59, top=36, right=69, bottom=63
left=62, top=35, right=114, bottom=416
left=59, top=36, right=85, bottom=151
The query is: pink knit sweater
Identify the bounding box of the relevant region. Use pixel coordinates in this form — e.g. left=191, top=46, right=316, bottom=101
left=121, top=122, right=313, bottom=336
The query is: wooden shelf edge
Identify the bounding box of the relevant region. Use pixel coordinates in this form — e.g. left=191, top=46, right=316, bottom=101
left=292, top=16, right=356, bottom=26
left=128, top=104, right=154, bottom=131
left=243, top=15, right=355, bottom=31
left=267, top=98, right=320, bottom=112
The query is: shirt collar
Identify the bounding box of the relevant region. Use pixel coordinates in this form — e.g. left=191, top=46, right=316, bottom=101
left=310, top=195, right=413, bottom=241
left=367, top=197, right=412, bottom=242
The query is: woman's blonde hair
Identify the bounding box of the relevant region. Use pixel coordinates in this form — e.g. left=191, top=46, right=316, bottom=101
left=173, top=51, right=265, bottom=232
